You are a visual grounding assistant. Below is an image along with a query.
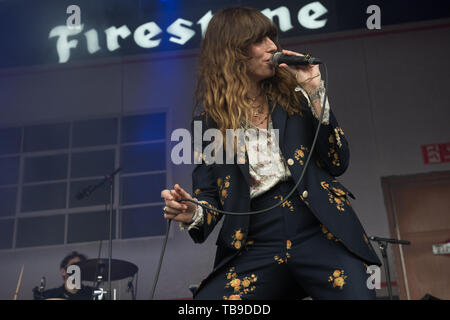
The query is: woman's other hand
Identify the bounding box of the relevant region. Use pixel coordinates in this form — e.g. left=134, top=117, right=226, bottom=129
left=161, top=184, right=198, bottom=223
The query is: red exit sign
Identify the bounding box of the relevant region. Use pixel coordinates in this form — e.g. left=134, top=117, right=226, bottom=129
left=421, top=142, right=450, bottom=164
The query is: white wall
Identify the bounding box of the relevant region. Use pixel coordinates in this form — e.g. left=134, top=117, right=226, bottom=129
left=1, top=18, right=449, bottom=300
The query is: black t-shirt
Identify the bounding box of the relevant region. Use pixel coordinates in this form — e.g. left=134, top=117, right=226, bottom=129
left=33, top=285, right=94, bottom=300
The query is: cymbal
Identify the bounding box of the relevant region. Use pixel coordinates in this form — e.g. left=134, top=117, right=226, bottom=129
left=74, top=258, right=138, bottom=282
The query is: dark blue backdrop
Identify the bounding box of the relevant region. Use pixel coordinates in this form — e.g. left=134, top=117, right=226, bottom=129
left=0, top=0, right=449, bottom=68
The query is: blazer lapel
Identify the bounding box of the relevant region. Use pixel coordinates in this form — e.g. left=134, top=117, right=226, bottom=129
left=270, top=102, right=288, bottom=153
left=237, top=152, right=251, bottom=186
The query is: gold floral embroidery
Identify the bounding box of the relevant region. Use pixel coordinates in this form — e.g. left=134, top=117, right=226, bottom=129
left=327, top=147, right=341, bottom=167
left=286, top=240, right=292, bottom=250
left=274, top=254, right=290, bottom=264
left=328, top=127, right=344, bottom=150
left=294, top=146, right=309, bottom=165
left=320, top=181, right=347, bottom=212
left=274, top=240, right=292, bottom=264
left=231, top=229, right=245, bottom=250
left=218, top=175, right=231, bottom=206
left=328, top=269, right=348, bottom=289
left=224, top=294, right=242, bottom=300
left=199, top=200, right=218, bottom=225
left=327, top=132, right=342, bottom=166
left=335, top=127, right=344, bottom=135
left=331, top=180, right=352, bottom=203
left=223, top=267, right=257, bottom=300
left=331, top=187, right=345, bottom=197
left=334, top=127, right=344, bottom=148
left=320, top=224, right=340, bottom=242
left=328, top=134, right=335, bottom=144
left=194, top=188, right=201, bottom=196
left=194, top=150, right=211, bottom=165
left=274, top=195, right=295, bottom=212
left=320, top=181, right=329, bottom=189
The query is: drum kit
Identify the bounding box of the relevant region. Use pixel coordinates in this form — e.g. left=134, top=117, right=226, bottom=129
left=27, top=258, right=139, bottom=300
left=17, top=169, right=141, bottom=300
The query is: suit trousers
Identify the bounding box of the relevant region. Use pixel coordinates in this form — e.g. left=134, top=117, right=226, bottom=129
left=194, top=180, right=376, bottom=300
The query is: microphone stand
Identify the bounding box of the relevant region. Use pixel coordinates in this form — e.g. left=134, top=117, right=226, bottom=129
left=76, top=167, right=122, bottom=300
left=369, top=236, right=411, bottom=300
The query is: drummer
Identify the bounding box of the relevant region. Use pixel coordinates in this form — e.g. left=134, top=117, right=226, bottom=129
left=33, top=251, right=94, bottom=300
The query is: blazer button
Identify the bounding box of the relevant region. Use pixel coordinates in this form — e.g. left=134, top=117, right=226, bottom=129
left=302, top=190, right=308, bottom=198
left=287, top=158, right=294, bottom=166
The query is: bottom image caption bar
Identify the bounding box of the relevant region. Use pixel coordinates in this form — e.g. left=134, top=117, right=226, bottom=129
left=177, top=303, right=272, bottom=318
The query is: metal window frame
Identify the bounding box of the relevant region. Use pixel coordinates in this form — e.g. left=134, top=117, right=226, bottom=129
left=0, top=110, right=168, bottom=250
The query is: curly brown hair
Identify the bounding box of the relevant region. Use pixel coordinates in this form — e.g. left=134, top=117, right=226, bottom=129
left=194, top=7, right=308, bottom=138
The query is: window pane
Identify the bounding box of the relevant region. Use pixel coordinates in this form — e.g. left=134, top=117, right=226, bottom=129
left=121, top=143, right=165, bottom=174
left=72, top=118, right=117, bottom=148
left=0, top=219, right=14, bottom=249
left=67, top=211, right=116, bottom=244
left=24, top=154, right=68, bottom=183
left=120, top=173, right=165, bottom=205
left=16, top=215, right=65, bottom=248
left=121, top=113, right=165, bottom=143
left=121, top=206, right=165, bottom=239
left=69, top=179, right=111, bottom=208
left=0, top=127, right=21, bottom=155
left=0, top=156, right=19, bottom=185
left=0, top=187, right=17, bottom=217
left=21, top=183, right=66, bottom=212
left=24, top=123, right=69, bottom=152
left=71, top=150, right=115, bottom=178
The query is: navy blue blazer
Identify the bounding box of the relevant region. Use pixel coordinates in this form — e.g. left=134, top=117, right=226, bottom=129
left=188, top=102, right=382, bottom=277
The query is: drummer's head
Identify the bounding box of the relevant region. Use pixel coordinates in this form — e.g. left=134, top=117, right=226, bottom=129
left=60, top=251, right=87, bottom=280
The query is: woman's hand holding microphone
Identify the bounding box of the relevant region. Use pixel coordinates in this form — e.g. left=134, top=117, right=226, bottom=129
left=277, top=49, right=324, bottom=117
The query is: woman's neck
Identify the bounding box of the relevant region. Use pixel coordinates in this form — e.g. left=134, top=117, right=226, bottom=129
left=248, top=81, right=261, bottom=99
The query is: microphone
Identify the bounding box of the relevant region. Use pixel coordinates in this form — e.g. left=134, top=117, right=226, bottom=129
left=369, top=236, right=411, bottom=245
left=76, top=186, right=94, bottom=200
left=76, top=167, right=122, bottom=200
left=270, top=52, right=322, bottom=66
left=33, top=276, right=46, bottom=300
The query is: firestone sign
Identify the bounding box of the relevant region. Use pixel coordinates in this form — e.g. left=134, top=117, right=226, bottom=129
left=49, top=2, right=328, bottom=64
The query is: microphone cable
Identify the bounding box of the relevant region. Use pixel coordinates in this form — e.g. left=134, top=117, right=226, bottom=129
left=150, top=62, right=329, bottom=299
left=150, top=219, right=171, bottom=300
